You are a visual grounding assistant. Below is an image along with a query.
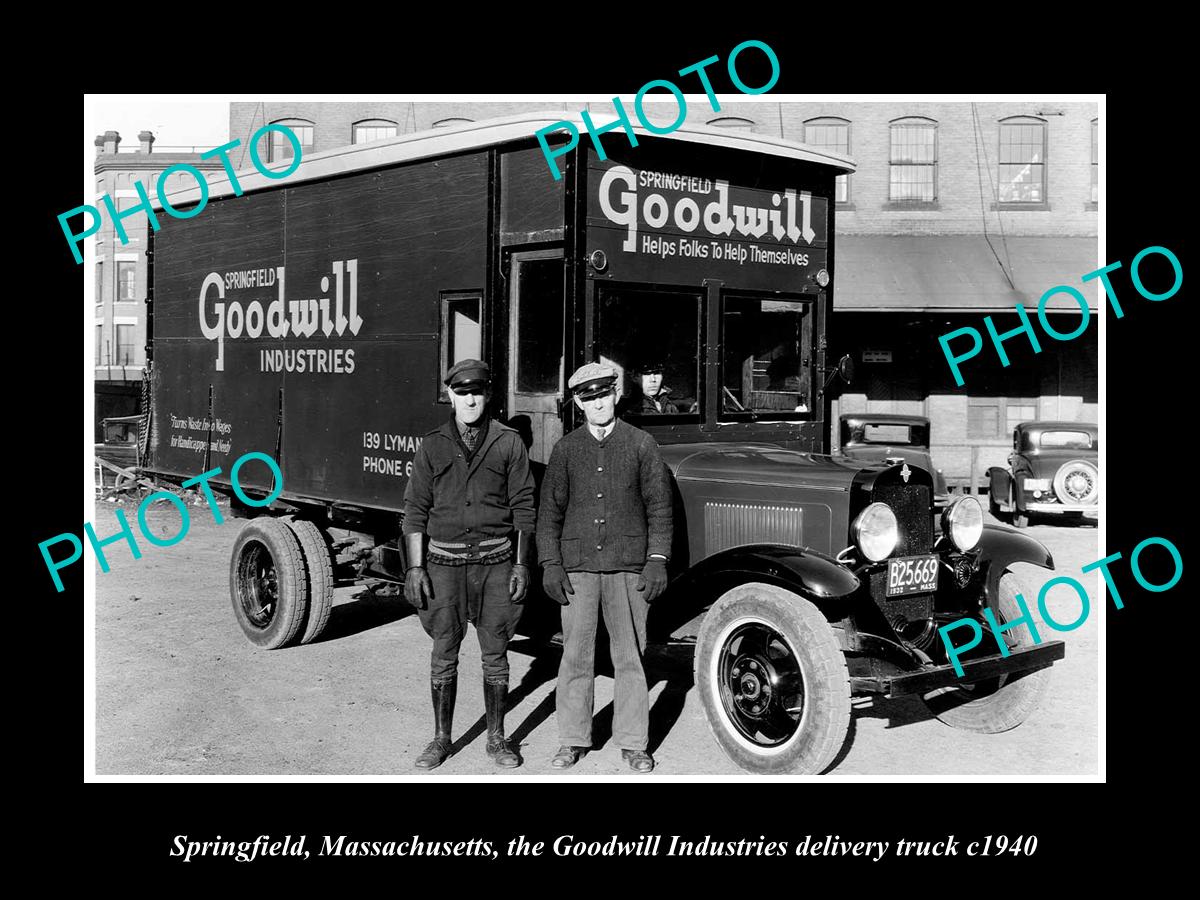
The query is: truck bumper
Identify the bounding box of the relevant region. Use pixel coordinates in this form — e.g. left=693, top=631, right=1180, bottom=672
left=869, top=641, right=1066, bottom=698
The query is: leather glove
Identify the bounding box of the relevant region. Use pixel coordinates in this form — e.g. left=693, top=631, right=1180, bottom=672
left=405, top=566, right=434, bottom=609
left=509, top=564, right=530, bottom=603
left=637, top=558, right=669, bottom=603
left=542, top=564, right=575, bottom=606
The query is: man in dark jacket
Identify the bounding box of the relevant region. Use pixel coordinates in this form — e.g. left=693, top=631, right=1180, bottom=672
left=402, top=359, right=536, bottom=770
left=635, top=361, right=679, bottom=415
left=537, top=363, right=673, bottom=773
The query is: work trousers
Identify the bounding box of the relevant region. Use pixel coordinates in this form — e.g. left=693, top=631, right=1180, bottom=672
left=556, top=571, right=650, bottom=751
left=418, top=560, right=520, bottom=685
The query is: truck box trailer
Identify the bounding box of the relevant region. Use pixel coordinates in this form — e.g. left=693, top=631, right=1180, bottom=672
left=142, top=113, right=1062, bottom=774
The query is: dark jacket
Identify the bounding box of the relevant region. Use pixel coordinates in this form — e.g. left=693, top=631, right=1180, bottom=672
left=639, top=387, right=679, bottom=415
left=537, top=419, right=672, bottom=574
left=402, top=417, right=536, bottom=542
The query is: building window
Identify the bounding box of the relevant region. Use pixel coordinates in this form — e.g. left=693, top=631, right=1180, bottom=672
left=353, top=119, right=399, bottom=144
left=1091, top=118, right=1098, bottom=203
left=439, top=293, right=482, bottom=392
left=967, top=397, right=1038, bottom=439
left=115, top=324, right=136, bottom=366
left=432, top=117, right=473, bottom=128
left=95, top=325, right=103, bottom=365
left=96, top=262, right=103, bottom=303
left=267, top=119, right=314, bottom=163
left=707, top=116, right=756, bottom=131
left=116, top=196, right=140, bottom=213
left=998, top=117, right=1047, bottom=203
left=117, top=261, right=136, bottom=301
left=889, top=118, right=937, bottom=201
left=804, top=117, right=850, bottom=203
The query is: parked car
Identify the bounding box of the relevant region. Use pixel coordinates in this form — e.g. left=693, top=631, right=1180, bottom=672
left=987, top=421, right=1098, bottom=528
left=839, top=414, right=950, bottom=504
left=94, top=414, right=141, bottom=489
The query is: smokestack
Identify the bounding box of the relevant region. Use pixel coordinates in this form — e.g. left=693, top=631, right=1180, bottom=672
left=138, top=130, right=155, bottom=153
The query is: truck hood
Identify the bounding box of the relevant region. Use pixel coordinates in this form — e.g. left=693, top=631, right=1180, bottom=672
left=661, top=443, right=876, bottom=491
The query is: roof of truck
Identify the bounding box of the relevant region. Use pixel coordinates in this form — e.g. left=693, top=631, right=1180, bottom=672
left=157, top=111, right=857, bottom=209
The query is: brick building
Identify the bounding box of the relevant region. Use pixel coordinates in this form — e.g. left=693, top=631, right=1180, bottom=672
left=93, top=130, right=226, bottom=433
left=227, top=99, right=1098, bottom=488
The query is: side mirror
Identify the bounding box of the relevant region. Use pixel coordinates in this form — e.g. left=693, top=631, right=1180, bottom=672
left=838, top=354, right=855, bottom=384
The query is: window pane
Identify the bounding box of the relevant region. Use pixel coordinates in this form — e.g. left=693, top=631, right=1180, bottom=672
left=721, top=297, right=813, bottom=415
left=1006, top=401, right=1037, bottom=433
left=269, top=124, right=313, bottom=162
left=514, top=258, right=564, bottom=394
left=117, top=262, right=136, bottom=300
left=440, top=295, right=482, bottom=385
left=96, top=263, right=103, bottom=303
left=116, top=325, right=136, bottom=365
left=95, top=325, right=103, bottom=364
left=889, top=123, right=935, bottom=200
left=596, top=287, right=701, bottom=416
left=355, top=124, right=398, bottom=143
left=967, top=401, right=999, bottom=438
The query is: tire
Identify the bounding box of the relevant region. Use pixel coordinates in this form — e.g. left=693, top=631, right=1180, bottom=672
left=923, top=571, right=1051, bottom=732
left=229, top=518, right=309, bottom=650
left=694, top=582, right=851, bottom=775
left=284, top=517, right=335, bottom=645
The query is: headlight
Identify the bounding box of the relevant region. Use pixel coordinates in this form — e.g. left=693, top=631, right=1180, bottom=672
left=942, top=496, right=983, bottom=551
left=1023, top=478, right=1050, bottom=491
left=851, top=502, right=899, bottom=562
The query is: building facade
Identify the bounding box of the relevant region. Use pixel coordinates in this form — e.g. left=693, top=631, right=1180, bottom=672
left=93, top=131, right=227, bottom=434
left=228, top=100, right=1098, bottom=489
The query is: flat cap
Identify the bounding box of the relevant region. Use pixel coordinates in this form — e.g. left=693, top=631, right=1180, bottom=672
left=444, top=358, right=491, bottom=390
left=568, top=362, right=618, bottom=399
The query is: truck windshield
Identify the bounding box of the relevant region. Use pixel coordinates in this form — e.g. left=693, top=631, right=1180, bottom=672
left=721, top=296, right=814, bottom=418
left=596, top=285, right=702, bottom=418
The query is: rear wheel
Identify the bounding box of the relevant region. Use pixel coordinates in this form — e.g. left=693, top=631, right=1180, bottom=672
left=923, top=570, right=1051, bottom=732
left=694, top=583, right=850, bottom=775
left=284, top=517, right=335, bottom=645
left=230, top=518, right=308, bottom=649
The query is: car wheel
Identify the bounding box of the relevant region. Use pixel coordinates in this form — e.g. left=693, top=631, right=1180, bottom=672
left=923, top=570, right=1051, bottom=732
left=694, top=583, right=851, bottom=775
left=284, top=517, right=335, bottom=645
left=229, top=518, right=309, bottom=650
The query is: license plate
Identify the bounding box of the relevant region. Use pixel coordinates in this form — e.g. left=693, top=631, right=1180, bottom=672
left=886, top=554, right=939, bottom=597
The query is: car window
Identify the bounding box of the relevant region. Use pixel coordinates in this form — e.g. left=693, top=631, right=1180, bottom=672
left=860, top=424, right=914, bottom=444
left=1039, top=430, right=1093, bottom=450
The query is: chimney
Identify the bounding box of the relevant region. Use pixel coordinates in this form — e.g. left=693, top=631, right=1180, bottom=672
left=138, top=130, right=155, bottom=153
left=101, top=130, right=121, bottom=153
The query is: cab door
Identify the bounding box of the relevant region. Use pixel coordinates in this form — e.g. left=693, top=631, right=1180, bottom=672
left=506, top=248, right=565, bottom=465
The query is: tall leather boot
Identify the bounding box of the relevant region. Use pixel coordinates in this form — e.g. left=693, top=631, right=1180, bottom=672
left=484, top=680, right=521, bottom=768
left=413, top=678, right=456, bottom=770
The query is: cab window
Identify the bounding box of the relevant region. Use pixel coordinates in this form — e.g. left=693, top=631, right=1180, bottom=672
left=721, top=295, right=814, bottom=420
left=595, top=285, right=702, bottom=420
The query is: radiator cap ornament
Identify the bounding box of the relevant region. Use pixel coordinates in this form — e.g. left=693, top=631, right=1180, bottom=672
left=901, top=463, right=911, bottom=483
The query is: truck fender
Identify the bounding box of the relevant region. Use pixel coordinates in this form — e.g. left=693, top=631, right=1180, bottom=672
left=975, top=524, right=1054, bottom=606
left=654, top=543, right=861, bottom=637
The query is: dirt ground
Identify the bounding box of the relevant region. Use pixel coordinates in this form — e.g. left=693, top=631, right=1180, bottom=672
left=93, top=499, right=1101, bottom=777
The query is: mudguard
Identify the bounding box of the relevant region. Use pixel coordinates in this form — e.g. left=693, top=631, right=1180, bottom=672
left=975, top=523, right=1054, bottom=603
left=652, top=543, right=862, bottom=638
left=987, top=466, right=1012, bottom=502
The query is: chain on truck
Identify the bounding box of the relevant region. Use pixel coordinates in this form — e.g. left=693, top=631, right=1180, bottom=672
left=140, top=113, right=1065, bottom=775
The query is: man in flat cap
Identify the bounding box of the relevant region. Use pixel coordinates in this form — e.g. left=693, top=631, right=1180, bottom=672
left=402, top=359, right=537, bottom=770
left=634, top=360, right=679, bottom=415
left=537, top=362, right=673, bottom=773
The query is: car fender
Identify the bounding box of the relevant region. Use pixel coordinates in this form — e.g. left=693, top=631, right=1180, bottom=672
left=652, top=543, right=861, bottom=638
left=975, top=524, right=1054, bottom=604
left=987, top=466, right=1012, bottom=501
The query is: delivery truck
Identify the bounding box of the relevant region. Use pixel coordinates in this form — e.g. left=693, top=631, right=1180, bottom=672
left=142, top=113, right=1063, bottom=774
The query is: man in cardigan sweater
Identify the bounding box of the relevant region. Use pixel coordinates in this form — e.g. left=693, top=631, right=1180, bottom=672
left=537, top=363, right=673, bottom=773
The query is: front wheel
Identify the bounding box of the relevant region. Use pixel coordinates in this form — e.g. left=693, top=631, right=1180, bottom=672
left=923, top=570, right=1051, bottom=732
left=694, top=583, right=850, bottom=775
left=230, top=518, right=309, bottom=649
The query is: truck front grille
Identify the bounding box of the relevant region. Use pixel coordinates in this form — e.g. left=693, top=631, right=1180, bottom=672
left=872, top=483, right=933, bottom=555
